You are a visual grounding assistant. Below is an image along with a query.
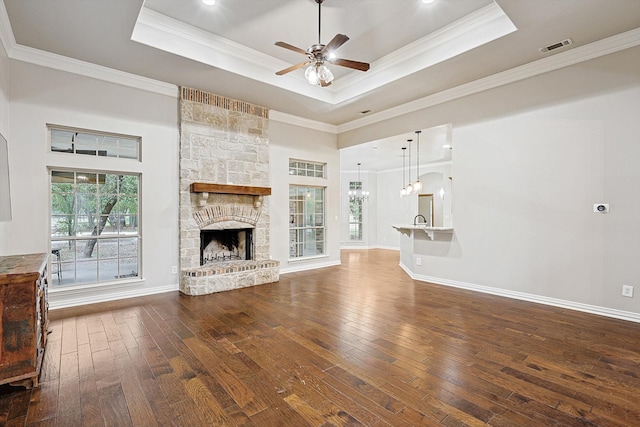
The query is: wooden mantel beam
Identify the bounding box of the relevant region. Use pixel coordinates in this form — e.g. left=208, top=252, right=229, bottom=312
left=190, top=182, right=271, bottom=196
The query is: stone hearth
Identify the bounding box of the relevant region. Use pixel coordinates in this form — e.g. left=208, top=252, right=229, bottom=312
left=179, top=87, right=279, bottom=295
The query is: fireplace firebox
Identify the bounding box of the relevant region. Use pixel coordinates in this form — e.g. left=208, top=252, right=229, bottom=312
left=200, top=228, right=253, bottom=265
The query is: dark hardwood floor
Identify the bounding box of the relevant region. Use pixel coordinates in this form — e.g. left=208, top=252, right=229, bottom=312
left=1, top=249, right=639, bottom=426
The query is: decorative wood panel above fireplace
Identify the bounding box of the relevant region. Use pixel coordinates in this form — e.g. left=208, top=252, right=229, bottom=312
left=190, top=182, right=271, bottom=208
left=190, top=182, right=271, bottom=195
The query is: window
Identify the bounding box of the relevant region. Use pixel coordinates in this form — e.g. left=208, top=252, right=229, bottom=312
left=50, top=127, right=140, bottom=160
left=289, top=159, right=326, bottom=178
left=50, top=170, right=140, bottom=286
left=348, top=181, right=363, bottom=241
left=289, top=186, right=325, bottom=258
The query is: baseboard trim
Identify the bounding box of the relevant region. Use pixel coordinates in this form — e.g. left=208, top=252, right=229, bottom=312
left=399, top=262, right=640, bottom=324
left=49, top=283, right=179, bottom=310
left=340, top=246, right=400, bottom=251
left=280, top=260, right=341, bottom=275
left=372, top=245, right=400, bottom=251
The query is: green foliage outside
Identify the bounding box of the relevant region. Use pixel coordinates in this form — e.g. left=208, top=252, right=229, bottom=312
left=51, top=172, right=138, bottom=258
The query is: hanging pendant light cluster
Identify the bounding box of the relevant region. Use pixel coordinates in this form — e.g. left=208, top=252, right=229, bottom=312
left=348, top=163, right=370, bottom=201
left=400, top=130, right=423, bottom=197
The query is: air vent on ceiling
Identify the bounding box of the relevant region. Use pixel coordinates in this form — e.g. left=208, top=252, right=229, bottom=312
left=539, top=38, right=573, bottom=53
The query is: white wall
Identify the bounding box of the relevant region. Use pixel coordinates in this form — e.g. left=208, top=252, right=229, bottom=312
left=0, top=47, right=10, bottom=221
left=341, top=46, right=640, bottom=316
left=0, top=45, right=8, bottom=137
left=2, top=61, right=180, bottom=308
left=443, top=85, right=640, bottom=313
left=269, top=121, right=341, bottom=272
left=376, top=168, right=413, bottom=249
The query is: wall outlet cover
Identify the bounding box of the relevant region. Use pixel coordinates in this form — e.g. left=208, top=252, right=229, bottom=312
left=622, top=285, right=634, bottom=297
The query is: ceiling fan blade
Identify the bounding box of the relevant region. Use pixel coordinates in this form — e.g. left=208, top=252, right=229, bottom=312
left=275, top=61, right=311, bottom=76
left=331, top=58, right=370, bottom=72
left=275, top=41, right=308, bottom=55
left=321, top=34, right=349, bottom=54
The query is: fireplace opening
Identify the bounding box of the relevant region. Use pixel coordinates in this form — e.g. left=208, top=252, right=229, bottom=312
left=200, top=228, right=253, bottom=265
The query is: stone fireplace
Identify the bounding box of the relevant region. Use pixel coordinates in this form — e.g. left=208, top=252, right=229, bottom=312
left=179, top=88, right=279, bottom=295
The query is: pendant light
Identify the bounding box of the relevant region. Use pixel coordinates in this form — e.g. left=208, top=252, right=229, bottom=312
left=413, top=130, right=422, bottom=193
left=405, top=139, right=413, bottom=195
left=400, top=147, right=407, bottom=196
left=348, top=163, right=370, bottom=201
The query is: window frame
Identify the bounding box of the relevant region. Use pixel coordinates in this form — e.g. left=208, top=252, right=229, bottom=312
left=49, top=124, right=141, bottom=161
left=288, top=159, right=327, bottom=178
left=288, top=185, right=326, bottom=260
left=50, top=168, right=141, bottom=287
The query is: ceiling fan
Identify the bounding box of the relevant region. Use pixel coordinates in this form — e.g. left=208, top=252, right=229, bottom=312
left=274, top=0, right=370, bottom=87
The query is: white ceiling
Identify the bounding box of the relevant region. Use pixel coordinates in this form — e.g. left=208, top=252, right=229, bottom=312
left=1, top=0, right=639, bottom=171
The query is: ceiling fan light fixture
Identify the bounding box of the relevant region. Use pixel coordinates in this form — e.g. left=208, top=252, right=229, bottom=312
left=274, top=0, right=370, bottom=85
left=305, top=65, right=319, bottom=85
left=317, top=64, right=334, bottom=83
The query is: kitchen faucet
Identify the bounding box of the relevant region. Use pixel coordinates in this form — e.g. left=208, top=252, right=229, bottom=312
left=413, top=214, right=427, bottom=225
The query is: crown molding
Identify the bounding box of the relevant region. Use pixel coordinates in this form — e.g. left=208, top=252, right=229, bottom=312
left=333, top=2, right=516, bottom=99
left=3, top=0, right=638, bottom=135
left=269, top=110, right=338, bottom=133
left=0, top=1, right=178, bottom=97
left=132, top=2, right=514, bottom=105
left=132, top=7, right=337, bottom=104
left=0, top=0, right=16, bottom=57
left=338, top=27, right=640, bottom=134
left=11, top=45, right=179, bottom=97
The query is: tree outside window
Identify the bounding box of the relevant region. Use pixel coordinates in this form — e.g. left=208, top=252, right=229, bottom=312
left=50, top=170, right=140, bottom=286
left=348, top=181, right=363, bottom=241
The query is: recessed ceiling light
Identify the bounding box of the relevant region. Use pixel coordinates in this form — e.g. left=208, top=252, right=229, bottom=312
left=422, top=0, right=436, bottom=4
left=202, top=0, right=216, bottom=5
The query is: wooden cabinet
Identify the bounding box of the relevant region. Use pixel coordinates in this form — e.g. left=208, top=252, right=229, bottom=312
left=0, top=253, right=49, bottom=388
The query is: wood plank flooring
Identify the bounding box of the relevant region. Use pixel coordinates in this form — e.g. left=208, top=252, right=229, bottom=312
left=1, top=249, right=639, bottom=426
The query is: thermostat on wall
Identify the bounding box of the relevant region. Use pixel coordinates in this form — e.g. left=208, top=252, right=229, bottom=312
left=594, top=203, right=609, bottom=213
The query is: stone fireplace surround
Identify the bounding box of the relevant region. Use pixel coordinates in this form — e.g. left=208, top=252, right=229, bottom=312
left=179, top=87, right=279, bottom=295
